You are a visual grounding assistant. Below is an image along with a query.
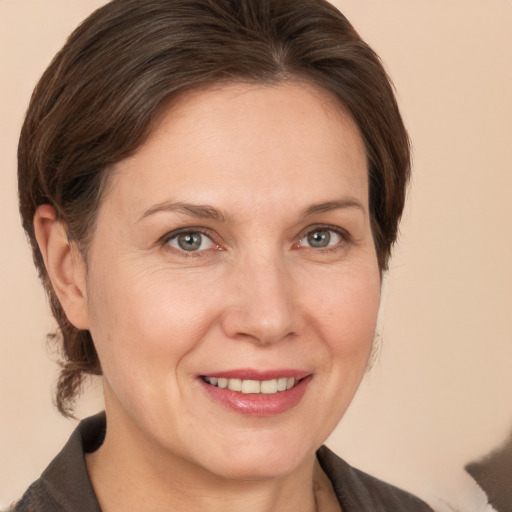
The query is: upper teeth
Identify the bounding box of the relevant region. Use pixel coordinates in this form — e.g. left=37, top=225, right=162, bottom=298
left=203, top=377, right=297, bottom=394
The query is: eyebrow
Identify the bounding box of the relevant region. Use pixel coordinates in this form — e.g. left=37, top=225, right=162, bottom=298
left=140, top=197, right=364, bottom=223
left=140, top=201, right=229, bottom=222
left=302, top=198, right=365, bottom=217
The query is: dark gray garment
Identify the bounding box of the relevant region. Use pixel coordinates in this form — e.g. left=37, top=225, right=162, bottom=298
left=466, top=434, right=512, bottom=512
left=10, top=412, right=433, bottom=511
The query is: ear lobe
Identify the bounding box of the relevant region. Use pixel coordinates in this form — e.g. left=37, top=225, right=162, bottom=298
left=34, top=205, right=89, bottom=330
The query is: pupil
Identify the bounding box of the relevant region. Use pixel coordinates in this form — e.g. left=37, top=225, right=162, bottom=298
left=178, top=233, right=201, bottom=251
left=308, top=230, right=330, bottom=247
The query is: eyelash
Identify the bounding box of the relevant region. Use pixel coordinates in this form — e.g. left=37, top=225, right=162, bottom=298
left=161, top=228, right=220, bottom=258
left=160, top=225, right=351, bottom=257
left=295, top=225, right=352, bottom=252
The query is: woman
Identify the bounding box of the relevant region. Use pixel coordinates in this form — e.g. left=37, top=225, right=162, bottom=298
left=11, top=0, right=433, bottom=510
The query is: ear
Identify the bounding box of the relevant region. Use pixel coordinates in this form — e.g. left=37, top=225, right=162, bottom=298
left=34, top=205, right=89, bottom=330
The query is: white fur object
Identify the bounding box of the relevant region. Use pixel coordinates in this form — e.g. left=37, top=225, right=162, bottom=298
left=427, top=469, right=497, bottom=512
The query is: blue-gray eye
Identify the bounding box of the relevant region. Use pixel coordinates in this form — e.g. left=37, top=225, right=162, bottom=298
left=301, top=229, right=341, bottom=248
left=168, top=232, right=214, bottom=252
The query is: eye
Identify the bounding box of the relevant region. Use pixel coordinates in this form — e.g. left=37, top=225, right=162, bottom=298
left=167, top=231, right=215, bottom=252
left=298, top=228, right=343, bottom=249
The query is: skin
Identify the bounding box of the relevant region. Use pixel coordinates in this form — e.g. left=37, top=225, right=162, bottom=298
left=35, top=82, right=381, bottom=512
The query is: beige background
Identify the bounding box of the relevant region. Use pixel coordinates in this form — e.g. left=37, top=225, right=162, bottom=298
left=1, top=1, right=511, bottom=510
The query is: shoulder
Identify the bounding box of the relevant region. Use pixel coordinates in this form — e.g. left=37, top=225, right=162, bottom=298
left=8, top=481, right=64, bottom=512
left=317, top=446, right=434, bottom=512
left=10, top=413, right=105, bottom=512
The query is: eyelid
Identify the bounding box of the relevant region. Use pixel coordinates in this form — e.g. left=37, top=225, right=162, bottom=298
left=160, top=227, right=221, bottom=254
left=295, top=224, right=352, bottom=249
left=158, top=224, right=351, bottom=255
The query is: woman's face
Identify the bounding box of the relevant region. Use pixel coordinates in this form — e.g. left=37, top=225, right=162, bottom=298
left=81, top=82, right=381, bottom=480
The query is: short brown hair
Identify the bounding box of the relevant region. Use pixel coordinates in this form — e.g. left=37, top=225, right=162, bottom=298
left=18, top=0, right=410, bottom=416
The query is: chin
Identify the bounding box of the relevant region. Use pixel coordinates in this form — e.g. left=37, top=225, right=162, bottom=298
left=195, top=438, right=316, bottom=482
left=209, top=458, right=305, bottom=482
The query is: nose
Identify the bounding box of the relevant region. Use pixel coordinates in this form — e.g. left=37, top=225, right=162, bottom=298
left=220, top=255, right=299, bottom=345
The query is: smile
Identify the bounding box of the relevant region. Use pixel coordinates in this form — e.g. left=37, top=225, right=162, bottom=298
left=201, top=376, right=298, bottom=394
left=199, top=370, right=312, bottom=416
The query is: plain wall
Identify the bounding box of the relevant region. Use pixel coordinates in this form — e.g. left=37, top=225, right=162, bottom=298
left=1, top=1, right=511, bottom=510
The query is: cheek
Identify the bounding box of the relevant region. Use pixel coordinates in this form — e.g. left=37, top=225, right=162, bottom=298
left=85, top=262, right=220, bottom=374
left=84, top=270, right=215, bottom=420
left=302, top=265, right=381, bottom=359
left=300, top=268, right=380, bottom=400
left=294, top=264, right=380, bottom=442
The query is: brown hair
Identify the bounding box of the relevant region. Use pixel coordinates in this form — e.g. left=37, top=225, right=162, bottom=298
left=18, top=0, right=410, bottom=416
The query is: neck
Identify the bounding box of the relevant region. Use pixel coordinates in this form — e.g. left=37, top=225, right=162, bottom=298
left=86, top=409, right=318, bottom=512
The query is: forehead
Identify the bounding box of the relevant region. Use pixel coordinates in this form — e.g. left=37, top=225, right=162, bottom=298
left=102, top=81, right=368, bottom=218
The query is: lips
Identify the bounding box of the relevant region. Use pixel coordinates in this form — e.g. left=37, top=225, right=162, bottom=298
left=199, top=369, right=312, bottom=416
